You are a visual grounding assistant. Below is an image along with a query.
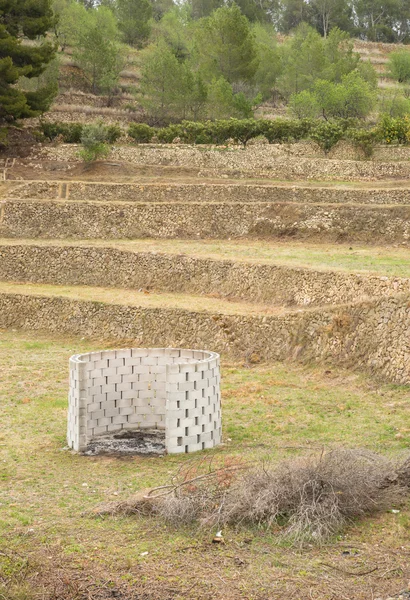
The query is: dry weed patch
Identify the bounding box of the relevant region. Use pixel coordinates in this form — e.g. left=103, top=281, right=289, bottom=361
left=96, top=450, right=406, bottom=546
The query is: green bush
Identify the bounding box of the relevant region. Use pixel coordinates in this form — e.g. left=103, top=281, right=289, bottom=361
left=40, top=122, right=84, bottom=143
left=310, top=121, right=344, bottom=154
left=128, top=123, right=154, bottom=143
left=40, top=122, right=121, bottom=144
left=105, top=125, right=122, bottom=144
left=262, top=119, right=314, bottom=144
left=156, top=124, right=184, bottom=143
left=78, top=123, right=113, bottom=162
left=346, top=127, right=380, bottom=158
left=388, top=50, right=410, bottom=84
left=153, top=119, right=315, bottom=146
left=377, top=115, right=410, bottom=145
left=379, top=94, right=410, bottom=118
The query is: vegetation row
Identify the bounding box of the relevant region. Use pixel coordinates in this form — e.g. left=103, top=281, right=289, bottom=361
left=40, top=116, right=410, bottom=158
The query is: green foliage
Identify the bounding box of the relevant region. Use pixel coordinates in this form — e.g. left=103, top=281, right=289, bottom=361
left=188, top=0, right=224, bottom=20
left=355, top=0, right=407, bottom=43
left=40, top=121, right=121, bottom=144
left=290, top=70, right=376, bottom=120
left=277, top=25, right=368, bottom=100
left=379, top=94, right=410, bottom=118
left=271, top=0, right=410, bottom=43
left=193, top=4, right=259, bottom=84
left=310, top=120, right=344, bottom=153
left=377, top=115, right=410, bottom=145
left=262, top=118, right=314, bottom=143
left=289, top=90, right=320, bottom=119
left=346, top=126, right=380, bottom=158
left=150, top=6, right=191, bottom=61
left=78, top=122, right=114, bottom=162
left=138, top=5, right=378, bottom=123
left=72, top=6, right=124, bottom=95
left=104, top=124, right=122, bottom=143
left=252, top=23, right=281, bottom=101
left=53, top=0, right=87, bottom=50
left=128, top=123, right=154, bottom=142
left=388, top=50, right=410, bottom=84
left=356, top=59, right=379, bottom=89
left=310, top=0, right=355, bottom=38
left=205, top=77, right=259, bottom=120
left=0, top=0, right=57, bottom=121
left=130, top=118, right=315, bottom=146
left=117, top=0, right=152, bottom=47
left=40, top=121, right=83, bottom=143
left=139, top=40, right=207, bottom=122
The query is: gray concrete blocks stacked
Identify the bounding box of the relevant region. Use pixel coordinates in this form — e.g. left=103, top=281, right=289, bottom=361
left=67, top=348, right=221, bottom=454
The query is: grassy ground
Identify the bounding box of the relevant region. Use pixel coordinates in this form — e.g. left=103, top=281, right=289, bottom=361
left=2, top=238, right=410, bottom=277
left=0, top=282, right=288, bottom=315
left=1, top=330, right=410, bottom=600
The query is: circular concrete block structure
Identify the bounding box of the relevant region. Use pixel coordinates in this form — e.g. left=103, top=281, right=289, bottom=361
left=67, top=348, right=221, bottom=455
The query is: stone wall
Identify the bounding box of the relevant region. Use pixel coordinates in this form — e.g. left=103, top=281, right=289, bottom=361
left=35, top=144, right=410, bottom=181
left=6, top=180, right=410, bottom=206
left=2, top=200, right=410, bottom=244
left=68, top=348, right=221, bottom=454
left=1, top=244, right=410, bottom=307
left=0, top=291, right=409, bottom=384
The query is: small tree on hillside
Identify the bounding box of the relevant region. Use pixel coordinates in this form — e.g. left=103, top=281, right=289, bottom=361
left=117, top=0, right=153, bottom=47
left=289, top=70, right=376, bottom=120
left=73, top=6, right=124, bottom=95
left=193, top=4, right=259, bottom=84
left=388, top=50, right=410, bottom=84
left=0, top=0, right=57, bottom=121
left=140, top=41, right=207, bottom=122
left=253, top=23, right=282, bottom=101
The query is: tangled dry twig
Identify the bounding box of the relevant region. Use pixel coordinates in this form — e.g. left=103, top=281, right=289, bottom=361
left=90, top=449, right=408, bottom=545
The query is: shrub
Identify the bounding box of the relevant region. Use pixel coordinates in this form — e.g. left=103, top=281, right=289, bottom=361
left=346, top=127, right=380, bottom=158
left=289, top=90, right=320, bottom=119
left=379, top=94, right=410, bottom=118
left=378, top=115, right=410, bottom=145
left=310, top=121, right=344, bottom=154
left=78, top=123, right=112, bottom=162
left=40, top=122, right=84, bottom=143
left=388, top=50, right=410, bottom=84
left=290, top=72, right=376, bottom=121
left=128, top=123, right=154, bottom=143
left=40, top=121, right=121, bottom=146
left=263, top=119, right=314, bottom=144
left=133, top=119, right=317, bottom=147
left=105, top=124, right=122, bottom=144
left=156, top=124, right=184, bottom=143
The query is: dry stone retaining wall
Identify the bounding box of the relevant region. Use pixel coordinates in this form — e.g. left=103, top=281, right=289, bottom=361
left=68, top=347, right=221, bottom=454
left=2, top=200, right=410, bottom=243
left=1, top=244, right=410, bottom=307
left=0, top=292, right=409, bottom=385
left=6, top=180, right=410, bottom=205
left=36, top=144, right=410, bottom=181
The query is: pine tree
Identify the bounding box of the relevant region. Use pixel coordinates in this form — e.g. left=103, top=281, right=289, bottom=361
left=0, top=0, right=57, bottom=121
left=117, top=0, right=153, bottom=47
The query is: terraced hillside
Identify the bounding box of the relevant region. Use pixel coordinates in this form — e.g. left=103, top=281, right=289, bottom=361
left=1, top=142, right=409, bottom=385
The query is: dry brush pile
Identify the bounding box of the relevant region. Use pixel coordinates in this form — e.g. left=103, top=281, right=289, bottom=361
left=91, top=449, right=410, bottom=545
